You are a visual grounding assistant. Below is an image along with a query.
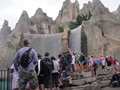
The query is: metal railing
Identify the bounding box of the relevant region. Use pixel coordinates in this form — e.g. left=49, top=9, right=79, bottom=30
left=0, top=68, right=12, bottom=90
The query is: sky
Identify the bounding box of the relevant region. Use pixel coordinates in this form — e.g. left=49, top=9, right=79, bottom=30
left=0, top=0, right=120, bottom=30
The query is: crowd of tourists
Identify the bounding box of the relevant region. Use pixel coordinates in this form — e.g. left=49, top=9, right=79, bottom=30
left=11, top=39, right=120, bottom=90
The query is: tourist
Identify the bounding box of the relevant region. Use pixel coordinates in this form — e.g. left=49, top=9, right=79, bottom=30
left=51, top=56, right=60, bottom=90
left=11, top=64, right=19, bottom=90
left=64, top=51, right=72, bottom=72
left=58, top=66, right=72, bottom=88
left=75, top=52, right=80, bottom=74
left=88, top=55, right=94, bottom=76
left=58, top=54, right=62, bottom=63
left=43, top=52, right=54, bottom=90
left=100, top=56, right=106, bottom=69
left=93, top=58, right=98, bottom=75
left=110, top=56, right=115, bottom=71
left=79, top=52, right=86, bottom=76
left=105, top=56, right=111, bottom=69
left=35, top=53, right=46, bottom=90
left=70, top=51, right=76, bottom=73
left=13, top=39, right=38, bottom=90
left=59, top=55, right=64, bottom=70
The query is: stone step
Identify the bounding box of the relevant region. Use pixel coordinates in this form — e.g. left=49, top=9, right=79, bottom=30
left=72, top=77, right=97, bottom=86
left=71, top=82, right=101, bottom=90
left=97, top=70, right=111, bottom=76
left=97, top=74, right=112, bottom=81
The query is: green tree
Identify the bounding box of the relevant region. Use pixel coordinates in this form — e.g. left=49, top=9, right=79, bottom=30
left=76, top=15, right=83, bottom=26
left=68, top=10, right=92, bottom=30
left=58, top=26, right=64, bottom=33
left=68, top=21, right=77, bottom=30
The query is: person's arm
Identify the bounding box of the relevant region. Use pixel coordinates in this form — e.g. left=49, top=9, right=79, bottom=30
left=13, top=51, right=19, bottom=64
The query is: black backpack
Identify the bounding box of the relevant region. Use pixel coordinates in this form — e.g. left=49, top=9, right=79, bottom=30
left=20, top=48, right=32, bottom=68
left=35, top=59, right=51, bottom=76
left=44, top=58, right=54, bottom=72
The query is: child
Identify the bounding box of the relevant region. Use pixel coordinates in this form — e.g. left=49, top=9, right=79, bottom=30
left=11, top=64, right=19, bottom=90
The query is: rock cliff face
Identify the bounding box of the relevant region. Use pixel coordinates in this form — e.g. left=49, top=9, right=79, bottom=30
left=81, top=0, right=120, bottom=58
left=55, top=0, right=79, bottom=26
left=30, top=8, right=57, bottom=34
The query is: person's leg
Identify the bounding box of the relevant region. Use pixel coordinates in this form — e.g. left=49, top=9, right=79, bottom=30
left=29, top=70, right=38, bottom=90
left=58, top=78, right=63, bottom=86
left=79, top=63, right=83, bottom=75
left=54, top=74, right=59, bottom=90
left=76, top=63, right=79, bottom=74
left=38, top=76, right=45, bottom=90
left=40, top=84, right=44, bottom=90
left=67, top=76, right=72, bottom=84
left=19, top=70, right=28, bottom=90
left=51, top=73, right=55, bottom=90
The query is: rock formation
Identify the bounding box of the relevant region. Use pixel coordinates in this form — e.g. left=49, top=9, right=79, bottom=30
left=30, top=8, right=57, bottom=34
left=0, top=11, right=30, bottom=69
left=62, top=24, right=70, bottom=52
left=1, top=0, right=120, bottom=69
left=112, top=5, right=120, bottom=20
left=0, top=20, right=11, bottom=42
left=55, top=0, right=79, bottom=26
left=81, top=0, right=120, bottom=58
left=79, top=1, right=92, bottom=16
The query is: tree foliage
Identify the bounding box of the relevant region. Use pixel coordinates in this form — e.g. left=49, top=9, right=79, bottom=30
left=58, top=26, right=64, bottom=33
left=68, top=10, right=92, bottom=30
left=68, top=21, right=77, bottom=30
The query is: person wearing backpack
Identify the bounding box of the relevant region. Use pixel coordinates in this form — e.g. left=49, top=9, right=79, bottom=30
left=43, top=52, right=54, bottom=90
left=13, top=39, right=38, bottom=90
left=35, top=53, right=51, bottom=90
